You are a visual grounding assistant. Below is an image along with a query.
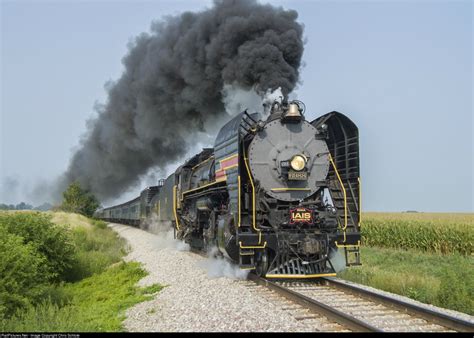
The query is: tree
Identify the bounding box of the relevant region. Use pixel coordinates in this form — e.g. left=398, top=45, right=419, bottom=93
left=60, top=182, right=100, bottom=217
left=15, top=202, right=33, bottom=210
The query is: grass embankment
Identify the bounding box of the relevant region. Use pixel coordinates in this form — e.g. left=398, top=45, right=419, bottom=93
left=339, top=212, right=474, bottom=315
left=0, top=211, right=162, bottom=331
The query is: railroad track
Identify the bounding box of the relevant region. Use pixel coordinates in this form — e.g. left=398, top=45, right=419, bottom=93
left=246, top=274, right=474, bottom=332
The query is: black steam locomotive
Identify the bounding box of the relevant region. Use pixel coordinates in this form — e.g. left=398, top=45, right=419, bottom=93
left=95, top=100, right=362, bottom=278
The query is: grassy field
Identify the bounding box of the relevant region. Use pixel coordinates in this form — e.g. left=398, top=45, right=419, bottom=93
left=0, top=211, right=161, bottom=332
left=50, top=211, right=96, bottom=229
left=339, top=212, right=474, bottom=315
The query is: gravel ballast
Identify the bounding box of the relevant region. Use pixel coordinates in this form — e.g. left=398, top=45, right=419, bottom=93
left=109, top=223, right=330, bottom=332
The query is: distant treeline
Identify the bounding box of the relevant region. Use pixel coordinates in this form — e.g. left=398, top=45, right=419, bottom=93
left=0, top=202, right=52, bottom=211
left=1, top=182, right=100, bottom=218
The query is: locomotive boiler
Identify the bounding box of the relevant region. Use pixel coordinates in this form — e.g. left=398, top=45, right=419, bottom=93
left=95, top=99, right=362, bottom=278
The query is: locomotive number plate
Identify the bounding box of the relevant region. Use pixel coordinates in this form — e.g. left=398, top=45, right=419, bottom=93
left=290, top=207, right=314, bottom=224
left=288, top=170, right=307, bottom=180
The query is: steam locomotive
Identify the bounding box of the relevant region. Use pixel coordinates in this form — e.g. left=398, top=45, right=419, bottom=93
left=94, top=100, right=362, bottom=278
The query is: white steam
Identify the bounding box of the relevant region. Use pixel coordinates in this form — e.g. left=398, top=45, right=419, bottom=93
left=222, top=84, right=284, bottom=118
left=140, top=215, right=250, bottom=280
left=198, top=246, right=250, bottom=280
left=143, top=216, right=190, bottom=251
left=261, top=87, right=284, bottom=117
left=222, top=84, right=263, bottom=115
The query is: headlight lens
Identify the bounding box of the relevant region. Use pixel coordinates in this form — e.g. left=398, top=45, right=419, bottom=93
left=290, top=155, right=306, bottom=171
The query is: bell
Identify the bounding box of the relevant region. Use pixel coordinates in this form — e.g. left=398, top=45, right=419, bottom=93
left=287, top=103, right=301, bottom=117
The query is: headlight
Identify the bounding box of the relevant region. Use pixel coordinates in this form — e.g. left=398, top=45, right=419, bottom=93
left=290, top=155, right=306, bottom=171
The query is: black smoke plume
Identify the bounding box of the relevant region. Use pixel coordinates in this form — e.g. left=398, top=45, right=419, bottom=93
left=59, top=0, right=304, bottom=201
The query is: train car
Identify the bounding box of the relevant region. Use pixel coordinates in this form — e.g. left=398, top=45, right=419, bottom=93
left=95, top=186, right=161, bottom=226
left=96, top=99, right=361, bottom=278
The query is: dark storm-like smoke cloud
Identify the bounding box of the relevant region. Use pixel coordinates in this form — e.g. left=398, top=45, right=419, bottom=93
left=59, top=0, right=304, bottom=201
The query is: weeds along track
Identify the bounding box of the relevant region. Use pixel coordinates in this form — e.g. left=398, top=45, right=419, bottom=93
left=246, top=274, right=474, bottom=332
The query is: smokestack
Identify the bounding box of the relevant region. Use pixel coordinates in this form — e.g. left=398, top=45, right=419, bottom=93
left=58, top=0, right=304, bottom=201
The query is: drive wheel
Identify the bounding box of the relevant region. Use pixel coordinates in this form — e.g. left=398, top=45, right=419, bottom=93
left=255, top=250, right=269, bottom=277
left=203, top=210, right=216, bottom=251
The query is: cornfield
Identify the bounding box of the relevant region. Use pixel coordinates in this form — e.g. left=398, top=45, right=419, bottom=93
left=361, top=212, right=473, bottom=256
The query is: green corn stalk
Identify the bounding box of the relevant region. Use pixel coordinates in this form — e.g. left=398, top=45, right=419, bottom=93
left=360, top=213, right=473, bottom=256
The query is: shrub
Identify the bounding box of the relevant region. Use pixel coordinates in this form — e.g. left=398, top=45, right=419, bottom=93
left=0, top=227, right=48, bottom=319
left=0, top=212, right=77, bottom=282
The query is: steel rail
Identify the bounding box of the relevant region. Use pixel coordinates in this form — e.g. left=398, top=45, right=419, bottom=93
left=322, top=277, right=474, bottom=332
left=248, top=274, right=382, bottom=332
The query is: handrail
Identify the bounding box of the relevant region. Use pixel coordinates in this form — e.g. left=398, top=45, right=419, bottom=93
left=173, top=185, right=181, bottom=231
left=238, top=175, right=241, bottom=227
left=243, top=148, right=264, bottom=246
left=271, top=188, right=311, bottom=192
left=239, top=241, right=267, bottom=249
left=358, top=177, right=361, bottom=227
left=181, top=180, right=224, bottom=197
left=191, top=156, right=214, bottom=171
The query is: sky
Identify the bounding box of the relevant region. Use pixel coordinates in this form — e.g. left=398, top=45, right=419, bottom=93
left=1, top=0, right=472, bottom=212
